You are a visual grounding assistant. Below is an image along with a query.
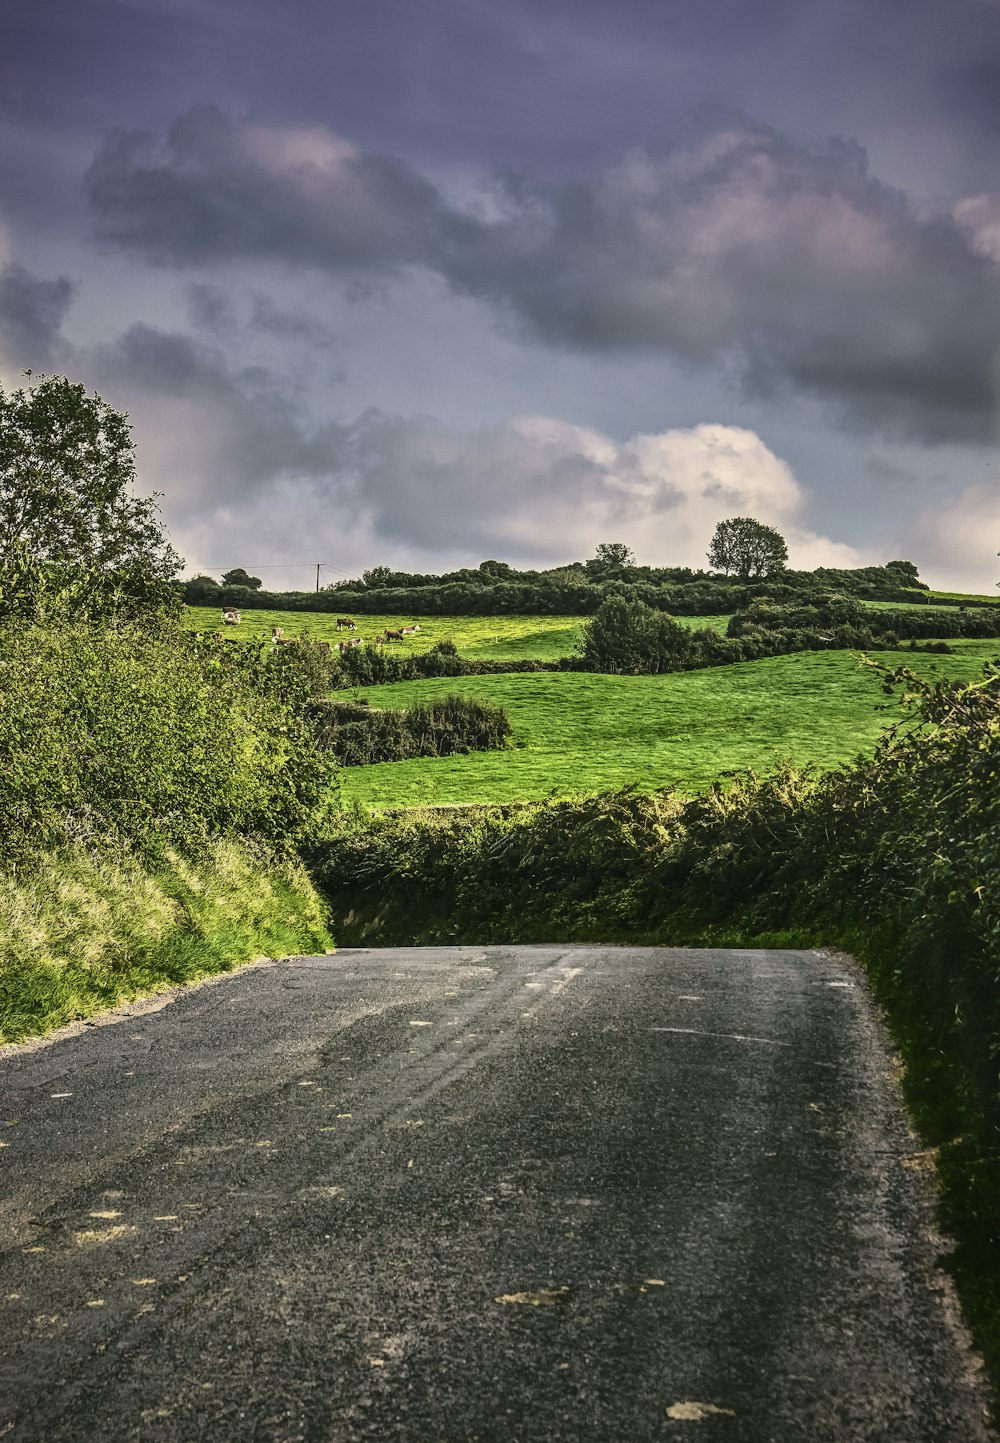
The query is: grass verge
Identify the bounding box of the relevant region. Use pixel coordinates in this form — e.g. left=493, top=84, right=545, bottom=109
left=0, top=837, right=332, bottom=1045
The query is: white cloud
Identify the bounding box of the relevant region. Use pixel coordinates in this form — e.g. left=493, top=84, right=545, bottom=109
left=332, top=412, right=867, bottom=572
left=953, top=194, right=1000, bottom=264
left=901, top=480, right=1000, bottom=593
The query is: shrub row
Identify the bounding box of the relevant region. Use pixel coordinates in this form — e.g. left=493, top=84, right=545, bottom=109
left=729, top=598, right=1000, bottom=641
left=304, top=693, right=512, bottom=766
left=184, top=560, right=940, bottom=620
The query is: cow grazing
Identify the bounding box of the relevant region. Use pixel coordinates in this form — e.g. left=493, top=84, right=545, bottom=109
left=337, top=637, right=363, bottom=652
left=383, top=629, right=404, bottom=643
left=222, top=608, right=241, bottom=625
left=335, top=618, right=357, bottom=630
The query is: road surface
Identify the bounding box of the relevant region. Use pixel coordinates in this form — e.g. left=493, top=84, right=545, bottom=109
left=0, top=946, right=993, bottom=1441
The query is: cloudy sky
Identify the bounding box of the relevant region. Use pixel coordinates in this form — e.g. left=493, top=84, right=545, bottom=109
left=4, top=0, right=1000, bottom=589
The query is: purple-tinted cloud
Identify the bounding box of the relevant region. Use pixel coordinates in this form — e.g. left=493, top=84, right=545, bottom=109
left=86, top=109, right=1000, bottom=442
left=0, top=263, right=76, bottom=371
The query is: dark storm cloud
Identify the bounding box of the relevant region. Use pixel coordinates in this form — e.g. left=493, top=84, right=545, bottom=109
left=85, top=104, right=471, bottom=272
left=87, top=109, right=1000, bottom=442
left=942, top=58, right=1000, bottom=136
left=0, top=263, right=76, bottom=371
left=185, top=282, right=239, bottom=335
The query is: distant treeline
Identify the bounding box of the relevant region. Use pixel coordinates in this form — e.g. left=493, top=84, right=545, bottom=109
left=184, top=559, right=972, bottom=619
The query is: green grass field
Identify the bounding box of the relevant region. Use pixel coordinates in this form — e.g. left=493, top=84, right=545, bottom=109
left=335, top=640, right=1000, bottom=808
left=184, top=606, right=729, bottom=658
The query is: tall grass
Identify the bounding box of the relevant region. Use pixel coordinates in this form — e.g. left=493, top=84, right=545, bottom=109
left=0, top=839, right=331, bottom=1044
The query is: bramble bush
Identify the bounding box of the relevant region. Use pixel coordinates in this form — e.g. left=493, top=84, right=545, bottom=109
left=0, top=620, right=336, bottom=867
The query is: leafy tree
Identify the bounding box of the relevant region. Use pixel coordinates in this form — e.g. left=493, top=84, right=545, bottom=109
left=0, top=372, right=181, bottom=578
left=0, top=372, right=182, bottom=617
left=221, top=567, right=262, bottom=590
left=884, top=560, right=922, bottom=586
left=593, top=542, right=636, bottom=568
left=707, top=517, right=788, bottom=579
left=363, top=565, right=394, bottom=588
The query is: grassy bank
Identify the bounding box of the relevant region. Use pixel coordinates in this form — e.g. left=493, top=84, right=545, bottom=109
left=335, top=641, right=1000, bottom=807
left=0, top=838, right=332, bottom=1045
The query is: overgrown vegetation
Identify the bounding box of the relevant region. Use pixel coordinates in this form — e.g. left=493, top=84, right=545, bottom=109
left=0, top=620, right=335, bottom=866
left=0, top=621, right=338, bottom=1040
left=0, top=374, right=337, bottom=1041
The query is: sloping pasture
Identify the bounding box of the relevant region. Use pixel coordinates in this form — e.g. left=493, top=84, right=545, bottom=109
left=335, top=639, right=1000, bottom=807
left=184, top=605, right=729, bottom=658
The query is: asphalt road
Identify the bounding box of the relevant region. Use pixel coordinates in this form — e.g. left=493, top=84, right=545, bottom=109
left=0, top=946, right=993, bottom=1442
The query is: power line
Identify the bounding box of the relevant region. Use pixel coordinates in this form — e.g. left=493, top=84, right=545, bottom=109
left=193, top=562, right=358, bottom=579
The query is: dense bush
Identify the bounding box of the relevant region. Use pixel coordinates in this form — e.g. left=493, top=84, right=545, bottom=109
left=0, top=620, right=335, bottom=866
left=579, top=596, right=697, bottom=673
left=729, top=597, right=1000, bottom=642
left=304, top=693, right=512, bottom=765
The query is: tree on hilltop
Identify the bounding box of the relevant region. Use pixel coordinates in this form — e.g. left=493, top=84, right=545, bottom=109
left=593, top=541, right=635, bottom=568
left=707, top=517, right=788, bottom=579
left=221, top=567, right=262, bottom=590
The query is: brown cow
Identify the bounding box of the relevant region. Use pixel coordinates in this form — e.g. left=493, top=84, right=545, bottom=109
left=335, top=617, right=357, bottom=630
left=383, top=629, right=404, bottom=642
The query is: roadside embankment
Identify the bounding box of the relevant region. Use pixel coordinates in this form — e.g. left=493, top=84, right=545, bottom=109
left=0, top=838, right=331, bottom=1045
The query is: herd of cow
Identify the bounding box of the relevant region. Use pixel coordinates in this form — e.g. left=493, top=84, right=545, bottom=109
left=220, top=609, right=420, bottom=653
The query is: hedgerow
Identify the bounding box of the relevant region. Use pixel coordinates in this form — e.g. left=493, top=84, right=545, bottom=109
left=304, top=692, right=512, bottom=765
left=0, top=619, right=336, bottom=867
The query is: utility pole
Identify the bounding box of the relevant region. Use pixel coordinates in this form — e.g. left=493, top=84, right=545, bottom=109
left=316, top=563, right=326, bottom=593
